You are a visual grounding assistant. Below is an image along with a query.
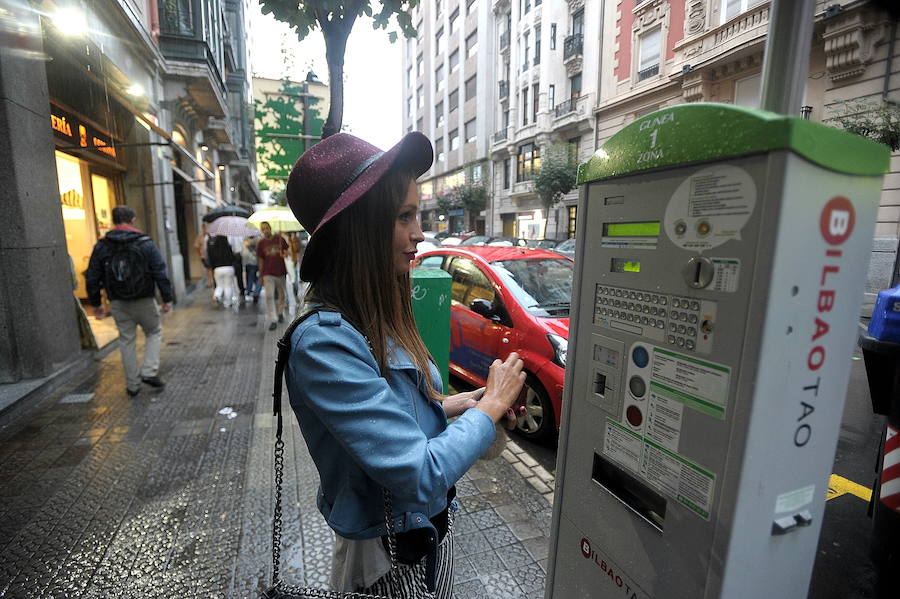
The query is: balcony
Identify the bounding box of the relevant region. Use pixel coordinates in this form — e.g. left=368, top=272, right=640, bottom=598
left=499, top=80, right=509, bottom=99
left=563, top=34, right=583, bottom=61
left=553, top=93, right=592, bottom=128
left=493, top=129, right=508, bottom=143
left=637, top=64, right=659, bottom=81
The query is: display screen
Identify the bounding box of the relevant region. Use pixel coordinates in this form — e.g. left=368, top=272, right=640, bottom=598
left=603, top=221, right=661, bottom=237
left=611, top=258, right=641, bottom=273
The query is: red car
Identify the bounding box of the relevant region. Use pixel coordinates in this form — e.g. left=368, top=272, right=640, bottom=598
left=415, top=246, right=574, bottom=441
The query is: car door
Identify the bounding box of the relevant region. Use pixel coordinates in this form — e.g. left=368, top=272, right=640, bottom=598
left=446, top=256, right=514, bottom=385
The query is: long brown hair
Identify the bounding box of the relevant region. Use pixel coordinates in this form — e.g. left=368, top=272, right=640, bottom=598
left=305, top=167, right=440, bottom=401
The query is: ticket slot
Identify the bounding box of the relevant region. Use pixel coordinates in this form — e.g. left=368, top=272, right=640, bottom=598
left=592, top=453, right=666, bottom=533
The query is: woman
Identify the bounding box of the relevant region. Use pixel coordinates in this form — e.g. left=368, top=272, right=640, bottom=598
left=284, top=132, right=526, bottom=597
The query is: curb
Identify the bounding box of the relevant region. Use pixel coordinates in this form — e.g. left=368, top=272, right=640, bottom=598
left=503, top=438, right=556, bottom=505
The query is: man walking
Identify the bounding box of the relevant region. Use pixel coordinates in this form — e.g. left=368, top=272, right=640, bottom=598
left=256, top=221, right=288, bottom=331
left=86, top=206, right=173, bottom=396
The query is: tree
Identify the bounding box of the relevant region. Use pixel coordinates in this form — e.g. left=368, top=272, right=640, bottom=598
left=255, top=78, right=325, bottom=191
left=533, top=144, right=577, bottom=238
left=828, top=99, right=900, bottom=151
left=259, top=0, right=419, bottom=138
left=440, top=181, right=489, bottom=231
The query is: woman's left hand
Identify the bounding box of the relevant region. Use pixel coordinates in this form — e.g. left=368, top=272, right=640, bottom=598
left=442, top=387, right=485, bottom=418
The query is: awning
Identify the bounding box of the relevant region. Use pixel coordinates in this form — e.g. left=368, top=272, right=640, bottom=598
left=171, top=164, right=218, bottom=208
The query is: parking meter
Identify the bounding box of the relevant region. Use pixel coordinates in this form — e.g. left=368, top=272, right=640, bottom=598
left=858, top=284, right=900, bottom=598
left=546, top=103, right=889, bottom=599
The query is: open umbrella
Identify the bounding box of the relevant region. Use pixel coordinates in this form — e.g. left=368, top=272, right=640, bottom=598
left=247, top=206, right=304, bottom=233
left=205, top=215, right=259, bottom=237
left=202, top=205, right=252, bottom=223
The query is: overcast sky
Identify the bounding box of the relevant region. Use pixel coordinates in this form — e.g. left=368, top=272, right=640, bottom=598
left=249, top=4, right=404, bottom=150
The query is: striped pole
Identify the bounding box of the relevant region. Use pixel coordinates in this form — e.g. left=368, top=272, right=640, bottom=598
left=881, top=426, right=900, bottom=512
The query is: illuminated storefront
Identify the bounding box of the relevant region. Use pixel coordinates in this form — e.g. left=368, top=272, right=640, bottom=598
left=51, top=103, right=124, bottom=298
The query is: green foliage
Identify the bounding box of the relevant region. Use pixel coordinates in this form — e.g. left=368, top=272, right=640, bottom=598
left=436, top=192, right=459, bottom=214
left=255, top=79, right=325, bottom=187
left=258, top=1, right=420, bottom=137
left=828, top=99, right=900, bottom=151
left=534, top=144, right=577, bottom=212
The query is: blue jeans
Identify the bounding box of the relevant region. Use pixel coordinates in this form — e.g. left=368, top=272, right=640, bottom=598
left=244, top=264, right=260, bottom=297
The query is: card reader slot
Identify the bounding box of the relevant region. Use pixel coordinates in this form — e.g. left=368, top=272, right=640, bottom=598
left=592, top=453, right=666, bottom=533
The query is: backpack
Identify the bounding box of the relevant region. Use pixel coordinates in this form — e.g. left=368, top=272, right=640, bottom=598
left=207, top=235, right=235, bottom=268
left=103, top=236, right=152, bottom=300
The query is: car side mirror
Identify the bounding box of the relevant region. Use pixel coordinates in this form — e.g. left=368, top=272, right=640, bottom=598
left=470, top=298, right=501, bottom=321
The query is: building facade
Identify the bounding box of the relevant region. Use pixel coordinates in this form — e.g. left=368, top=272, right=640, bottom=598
left=0, top=0, right=257, bottom=384
left=402, top=0, right=496, bottom=235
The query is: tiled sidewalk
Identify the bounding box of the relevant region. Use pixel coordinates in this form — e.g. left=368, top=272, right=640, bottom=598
left=0, top=293, right=553, bottom=598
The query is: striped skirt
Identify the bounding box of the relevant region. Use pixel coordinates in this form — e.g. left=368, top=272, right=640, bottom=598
left=359, top=529, right=454, bottom=599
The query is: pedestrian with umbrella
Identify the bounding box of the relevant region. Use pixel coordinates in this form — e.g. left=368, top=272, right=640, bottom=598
left=205, top=215, right=259, bottom=302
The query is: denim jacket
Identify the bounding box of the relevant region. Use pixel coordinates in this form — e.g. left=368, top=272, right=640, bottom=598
left=285, top=311, right=496, bottom=542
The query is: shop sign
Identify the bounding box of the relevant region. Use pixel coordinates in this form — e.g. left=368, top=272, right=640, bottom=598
left=50, top=103, right=120, bottom=161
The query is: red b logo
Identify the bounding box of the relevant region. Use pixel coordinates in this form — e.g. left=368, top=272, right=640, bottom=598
left=580, top=537, right=592, bottom=558
left=820, top=196, right=855, bottom=246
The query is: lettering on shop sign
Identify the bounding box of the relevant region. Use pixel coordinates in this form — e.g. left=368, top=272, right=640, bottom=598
left=50, top=104, right=121, bottom=162
left=794, top=197, right=855, bottom=448
left=51, top=114, right=72, bottom=137
left=580, top=538, right=640, bottom=599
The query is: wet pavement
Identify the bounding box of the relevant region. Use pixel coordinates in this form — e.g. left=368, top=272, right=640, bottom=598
left=0, top=290, right=553, bottom=598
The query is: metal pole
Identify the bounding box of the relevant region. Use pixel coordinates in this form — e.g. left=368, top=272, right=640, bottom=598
left=759, top=0, right=816, bottom=115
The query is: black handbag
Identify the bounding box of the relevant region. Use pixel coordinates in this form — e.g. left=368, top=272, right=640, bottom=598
left=261, top=311, right=435, bottom=599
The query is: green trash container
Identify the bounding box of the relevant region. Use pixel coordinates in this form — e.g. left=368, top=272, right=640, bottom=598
left=411, top=267, right=452, bottom=393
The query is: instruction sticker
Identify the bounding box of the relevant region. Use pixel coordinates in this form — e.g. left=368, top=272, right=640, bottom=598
left=645, top=392, right=684, bottom=452
left=710, top=258, right=741, bottom=293
left=650, top=348, right=730, bottom=419
left=603, top=419, right=716, bottom=519
left=664, top=165, right=757, bottom=251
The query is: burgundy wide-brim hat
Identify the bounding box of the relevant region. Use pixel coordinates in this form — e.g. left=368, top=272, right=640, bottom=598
left=286, top=131, right=433, bottom=281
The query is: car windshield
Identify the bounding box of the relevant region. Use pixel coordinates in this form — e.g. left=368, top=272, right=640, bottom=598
left=491, top=258, right=574, bottom=317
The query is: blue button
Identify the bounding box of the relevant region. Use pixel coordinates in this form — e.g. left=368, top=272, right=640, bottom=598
left=632, top=346, right=650, bottom=368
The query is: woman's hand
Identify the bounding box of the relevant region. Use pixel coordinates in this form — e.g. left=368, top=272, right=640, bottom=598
left=442, top=387, right=485, bottom=418
left=476, top=353, right=526, bottom=425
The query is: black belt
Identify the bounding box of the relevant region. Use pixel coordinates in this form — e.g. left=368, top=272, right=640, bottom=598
left=381, top=486, right=455, bottom=565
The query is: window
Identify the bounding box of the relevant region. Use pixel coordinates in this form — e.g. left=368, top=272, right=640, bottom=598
left=472, top=163, right=482, bottom=181
left=449, top=49, right=459, bottom=72
left=417, top=85, right=425, bottom=107
left=503, top=158, right=510, bottom=189
left=435, top=28, right=444, bottom=56
left=435, top=101, right=444, bottom=127
left=570, top=73, right=582, bottom=98
left=568, top=205, right=577, bottom=238
left=532, top=83, right=539, bottom=122
left=535, top=0, right=541, bottom=5
left=407, top=96, right=413, bottom=118
left=449, top=257, right=495, bottom=307
left=722, top=0, right=766, bottom=24
left=417, top=56, right=423, bottom=77
left=567, top=137, right=580, bottom=164
left=466, top=32, right=478, bottom=58
left=523, top=0, right=530, bottom=15
left=534, top=26, right=541, bottom=66
left=417, top=117, right=424, bottom=133
left=572, top=9, right=584, bottom=36
left=638, top=27, right=661, bottom=80
left=435, top=137, right=445, bottom=162
left=516, top=142, right=541, bottom=182
left=435, top=64, right=444, bottom=91
left=449, top=7, right=459, bottom=34
left=466, top=0, right=476, bottom=16
left=465, top=118, right=476, bottom=143
left=449, top=89, right=459, bottom=111
left=450, top=129, right=460, bottom=150
left=522, top=87, right=529, bottom=125
left=407, top=66, right=412, bottom=87
left=503, top=109, right=509, bottom=129
left=734, top=73, right=761, bottom=108
left=435, top=0, right=441, bottom=15
left=550, top=23, right=556, bottom=50
left=523, top=31, right=530, bottom=70
left=548, top=84, right=555, bottom=111
left=465, top=76, right=477, bottom=101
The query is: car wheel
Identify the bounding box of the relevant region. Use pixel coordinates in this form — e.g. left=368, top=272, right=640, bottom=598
left=514, top=375, right=556, bottom=443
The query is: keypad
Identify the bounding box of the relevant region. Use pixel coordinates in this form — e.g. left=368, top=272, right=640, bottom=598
left=595, top=285, right=704, bottom=350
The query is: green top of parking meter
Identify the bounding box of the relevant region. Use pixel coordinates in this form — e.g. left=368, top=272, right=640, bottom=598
left=577, top=103, right=890, bottom=184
